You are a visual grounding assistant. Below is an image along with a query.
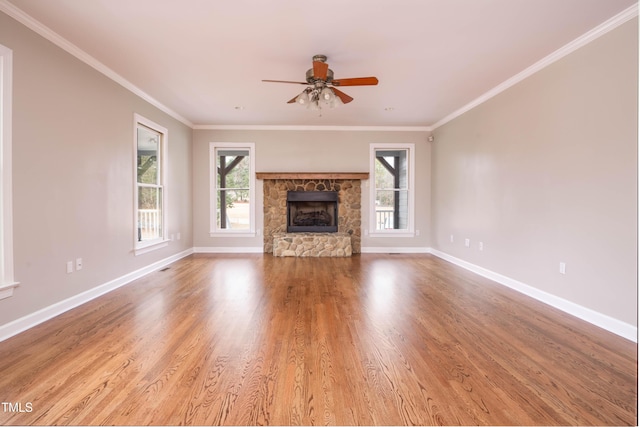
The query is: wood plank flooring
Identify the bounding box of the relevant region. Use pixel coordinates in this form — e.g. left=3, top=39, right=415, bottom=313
left=0, top=253, right=636, bottom=425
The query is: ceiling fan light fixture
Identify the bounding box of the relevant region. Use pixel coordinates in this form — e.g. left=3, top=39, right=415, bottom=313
left=295, top=88, right=311, bottom=105
left=320, top=87, right=335, bottom=105
left=294, top=86, right=341, bottom=110
left=309, top=100, right=321, bottom=111
left=306, top=88, right=321, bottom=110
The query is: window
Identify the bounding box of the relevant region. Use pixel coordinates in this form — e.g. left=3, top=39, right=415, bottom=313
left=370, top=143, right=415, bottom=237
left=210, top=142, right=255, bottom=236
left=134, top=114, right=168, bottom=254
left=0, top=44, right=17, bottom=299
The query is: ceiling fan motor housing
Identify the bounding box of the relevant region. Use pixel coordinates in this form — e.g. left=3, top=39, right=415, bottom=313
left=306, top=68, right=334, bottom=85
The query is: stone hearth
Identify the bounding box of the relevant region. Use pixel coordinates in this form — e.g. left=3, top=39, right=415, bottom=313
left=261, top=177, right=363, bottom=253
left=273, top=232, right=352, bottom=257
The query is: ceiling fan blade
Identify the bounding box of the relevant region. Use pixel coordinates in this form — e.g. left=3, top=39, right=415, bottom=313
left=331, top=77, right=379, bottom=86
left=313, top=60, right=329, bottom=80
left=332, top=88, right=354, bottom=104
left=287, top=95, right=298, bottom=104
left=262, top=79, right=308, bottom=84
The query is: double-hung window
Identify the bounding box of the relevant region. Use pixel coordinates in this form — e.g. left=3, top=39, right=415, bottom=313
left=370, top=143, right=415, bottom=237
left=210, top=142, right=255, bottom=236
left=134, top=114, right=168, bottom=254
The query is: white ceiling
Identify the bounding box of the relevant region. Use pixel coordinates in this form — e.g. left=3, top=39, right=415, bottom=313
left=2, top=0, right=637, bottom=128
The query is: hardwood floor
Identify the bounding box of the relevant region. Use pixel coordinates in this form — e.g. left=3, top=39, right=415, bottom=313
left=0, top=254, right=636, bottom=425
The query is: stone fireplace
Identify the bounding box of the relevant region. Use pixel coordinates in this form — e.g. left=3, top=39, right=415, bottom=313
left=258, top=173, right=367, bottom=254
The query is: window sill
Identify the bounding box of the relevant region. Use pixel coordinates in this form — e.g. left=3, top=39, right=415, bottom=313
left=368, top=231, right=415, bottom=238
left=134, top=239, right=170, bottom=256
left=0, top=281, right=19, bottom=300
left=210, top=231, right=257, bottom=238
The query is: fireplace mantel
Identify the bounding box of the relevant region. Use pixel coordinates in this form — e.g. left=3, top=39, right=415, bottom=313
left=256, top=172, right=369, bottom=180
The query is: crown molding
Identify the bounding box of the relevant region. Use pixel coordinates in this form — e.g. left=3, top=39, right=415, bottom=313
left=193, top=124, right=433, bottom=132
left=2, top=0, right=635, bottom=132
left=431, top=3, right=639, bottom=130
left=0, top=0, right=194, bottom=128
left=0, top=0, right=430, bottom=133
left=0, top=0, right=431, bottom=133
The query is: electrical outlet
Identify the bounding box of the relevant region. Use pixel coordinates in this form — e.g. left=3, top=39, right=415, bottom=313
left=450, top=234, right=454, bottom=243
left=66, top=261, right=73, bottom=274
left=415, top=229, right=420, bottom=236
left=465, top=238, right=470, bottom=248
left=479, top=242, right=484, bottom=251
left=559, top=262, right=566, bottom=275
left=76, top=258, right=83, bottom=271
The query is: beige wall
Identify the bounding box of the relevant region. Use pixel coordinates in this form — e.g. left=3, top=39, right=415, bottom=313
left=432, top=19, right=638, bottom=326
left=192, top=129, right=431, bottom=250
left=1, top=8, right=635, bottom=336
left=0, top=12, right=193, bottom=327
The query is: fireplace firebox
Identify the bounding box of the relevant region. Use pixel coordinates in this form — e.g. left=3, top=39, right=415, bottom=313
left=287, top=191, right=338, bottom=233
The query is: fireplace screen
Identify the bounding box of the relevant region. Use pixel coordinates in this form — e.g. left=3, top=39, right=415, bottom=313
left=287, top=191, right=338, bottom=233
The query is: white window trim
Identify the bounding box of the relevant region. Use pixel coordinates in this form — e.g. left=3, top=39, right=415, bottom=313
left=133, top=114, right=169, bottom=255
left=209, top=142, right=256, bottom=237
left=0, top=44, right=18, bottom=300
left=369, top=143, right=415, bottom=238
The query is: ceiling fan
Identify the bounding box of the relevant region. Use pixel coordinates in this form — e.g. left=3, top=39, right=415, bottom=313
left=262, top=54, right=378, bottom=109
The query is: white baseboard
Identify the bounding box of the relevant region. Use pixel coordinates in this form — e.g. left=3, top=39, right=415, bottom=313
left=361, top=246, right=431, bottom=254
left=4, top=246, right=634, bottom=344
left=0, top=248, right=194, bottom=343
left=196, top=247, right=434, bottom=255
left=428, top=248, right=637, bottom=343
left=194, top=246, right=263, bottom=253
left=198, top=247, right=434, bottom=255
left=196, top=246, right=435, bottom=255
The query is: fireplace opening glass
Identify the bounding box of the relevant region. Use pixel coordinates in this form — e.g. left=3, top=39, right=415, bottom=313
left=287, top=191, right=338, bottom=233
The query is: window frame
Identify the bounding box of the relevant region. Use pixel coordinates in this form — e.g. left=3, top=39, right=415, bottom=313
left=0, top=44, right=18, bottom=299
left=369, top=143, right=416, bottom=238
left=209, top=142, right=256, bottom=237
left=133, top=114, right=169, bottom=255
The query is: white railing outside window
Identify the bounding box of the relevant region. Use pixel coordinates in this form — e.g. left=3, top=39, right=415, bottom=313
left=375, top=207, right=395, bottom=230
left=138, top=209, right=161, bottom=241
